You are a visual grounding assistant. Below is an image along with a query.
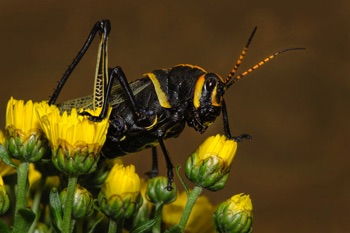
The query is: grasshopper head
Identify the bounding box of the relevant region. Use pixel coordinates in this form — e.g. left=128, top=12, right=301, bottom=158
left=187, top=73, right=225, bottom=133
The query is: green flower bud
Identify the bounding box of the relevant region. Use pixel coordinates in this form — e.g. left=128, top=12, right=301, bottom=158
left=124, top=179, right=153, bottom=231
left=6, top=128, right=48, bottom=162
left=0, top=176, right=10, bottom=214
left=51, top=141, right=100, bottom=176
left=146, top=176, right=177, bottom=205
left=60, top=184, right=93, bottom=219
left=98, top=164, right=143, bottom=220
left=186, top=134, right=237, bottom=191
left=213, top=193, right=253, bottom=233
left=0, top=131, right=12, bottom=167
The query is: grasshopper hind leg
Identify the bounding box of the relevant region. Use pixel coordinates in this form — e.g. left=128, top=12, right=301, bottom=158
left=49, top=20, right=111, bottom=106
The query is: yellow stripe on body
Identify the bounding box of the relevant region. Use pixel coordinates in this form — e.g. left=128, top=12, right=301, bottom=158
left=211, top=86, right=221, bottom=107
left=145, top=115, right=158, bottom=130
left=146, top=73, right=172, bottom=108
left=193, top=74, right=205, bottom=109
left=174, top=64, right=207, bottom=73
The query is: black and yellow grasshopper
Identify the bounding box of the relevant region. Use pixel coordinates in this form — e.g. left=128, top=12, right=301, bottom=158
left=49, top=20, right=303, bottom=188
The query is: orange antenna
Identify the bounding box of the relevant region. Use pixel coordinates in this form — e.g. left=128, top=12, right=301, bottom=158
left=225, top=47, right=305, bottom=89
left=225, top=26, right=257, bottom=84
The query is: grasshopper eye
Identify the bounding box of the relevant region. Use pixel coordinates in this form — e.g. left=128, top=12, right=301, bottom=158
left=205, top=78, right=217, bottom=92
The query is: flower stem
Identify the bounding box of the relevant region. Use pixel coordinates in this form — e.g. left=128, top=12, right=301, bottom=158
left=108, top=218, right=124, bottom=233
left=175, top=165, right=189, bottom=194
left=178, top=186, right=203, bottom=231
left=12, top=161, right=30, bottom=232
left=62, top=175, right=78, bottom=233
left=152, top=203, right=164, bottom=233
left=28, top=175, right=46, bottom=233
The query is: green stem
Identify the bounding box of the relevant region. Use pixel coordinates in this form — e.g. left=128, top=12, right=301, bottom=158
left=175, top=165, right=189, bottom=194
left=62, top=175, right=78, bottom=233
left=108, top=218, right=124, bottom=233
left=178, top=186, right=203, bottom=231
left=152, top=203, right=164, bottom=233
left=15, top=162, right=30, bottom=211
left=28, top=175, right=47, bottom=233
left=12, top=161, right=30, bottom=232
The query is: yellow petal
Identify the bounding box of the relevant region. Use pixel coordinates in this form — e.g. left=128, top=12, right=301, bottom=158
left=36, top=102, right=111, bottom=151
left=104, top=164, right=141, bottom=198
left=6, top=97, right=42, bottom=133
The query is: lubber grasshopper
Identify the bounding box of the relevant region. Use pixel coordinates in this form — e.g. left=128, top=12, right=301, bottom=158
left=49, top=20, right=304, bottom=189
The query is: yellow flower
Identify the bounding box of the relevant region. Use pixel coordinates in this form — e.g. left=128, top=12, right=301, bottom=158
left=103, top=164, right=140, bottom=199
left=213, top=193, right=253, bottom=233
left=98, top=164, right=143, bottom=220
left=0, top=130, right=5, bottom=145
left=0, top=175, right=10, bottom=214
left=0, top=160, right=16, bottom=177
left=5, top=97, right=48, bottom=162
left=186, top=134, right=238, bottom=191
left=162, top=191, right=215, bottom=233
left=28, top=163, right=41, bottom=186
left=195, top=134, right=237, bottom=164
left=6, top=97, right=41, bottom=133
left=36, top=102, right=111, bottom=175
left=228, top=193, right=252, bottom=214
left=36, top=103, right=110, bottom=151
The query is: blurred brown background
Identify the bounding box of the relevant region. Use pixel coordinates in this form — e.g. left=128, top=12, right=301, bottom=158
left=0, top=1, right=348, bottom=232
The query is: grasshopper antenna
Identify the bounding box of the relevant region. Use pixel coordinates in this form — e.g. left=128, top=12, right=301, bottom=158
left=225, top=26, right=257, bottom=84
left=225, top=47, right=305, bottom=89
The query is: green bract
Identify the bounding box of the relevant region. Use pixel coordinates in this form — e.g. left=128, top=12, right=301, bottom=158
left=146, top=176, right=177, bottom=205
left=185, top=134, right=237, bottom=191
left=213, top=193, right=253, bottom=233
